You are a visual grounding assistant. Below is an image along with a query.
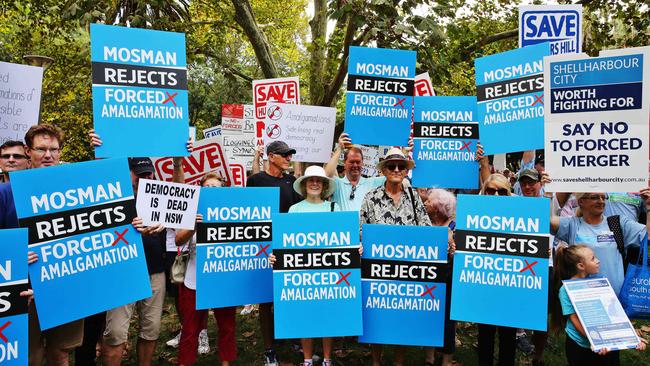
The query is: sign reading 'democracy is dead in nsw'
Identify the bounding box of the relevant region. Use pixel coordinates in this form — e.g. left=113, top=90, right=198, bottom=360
left=263, top=103, right=336, bottom=163
left=451, top=195, right=550, bottom=331
left=544, top=47, right=650, bottom=193
left=519, top=5, right=582, bottom=55
left=346, top=46, right=416, bottom=146
left=475, top=42, right=550, bottom=155
left=195, top=187, right=279, bottom=309
left=412, top=96, right=479, bottom=189
left=10, top=158, right=151, bottom=330
left=135, top=179, right=200, bottom=230
left=0, top=229, right=29, bottom=366
left=360, top=225, right=448, bottom=347
left=90, top=24, right=189, bottom=158
left=273, top=212, right=362, bottom=339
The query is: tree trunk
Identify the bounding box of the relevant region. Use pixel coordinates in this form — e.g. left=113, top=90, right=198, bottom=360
left=230, top=0, right=278, bottom=79
left=309, top=0, right=328, bottom=105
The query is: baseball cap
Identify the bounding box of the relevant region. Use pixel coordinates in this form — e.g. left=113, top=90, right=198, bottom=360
left=128, top=157, right=155, bottom=175
left=267, top=141, right=296, bottom=155
left=518, top=168, right=540, bottom=182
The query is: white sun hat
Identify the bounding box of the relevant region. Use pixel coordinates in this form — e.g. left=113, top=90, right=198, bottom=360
left=293, top=165, right=337, bottom=197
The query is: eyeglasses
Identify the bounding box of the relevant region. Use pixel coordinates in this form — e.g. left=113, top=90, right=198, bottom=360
left=582, top=194, right=608, bottom=201
left=271, top=152, right=292, bottom=158
left=0, top=154, right=27, bottom=160
left=31, top=147, right=61, bottom=157
left=349, top=185, right=357, bottom=200
left=385, top=162, right=407, bottom=171
left=484, top=187, right=509, bottom=196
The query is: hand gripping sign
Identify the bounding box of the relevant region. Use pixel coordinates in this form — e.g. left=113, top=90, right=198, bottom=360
left=273, top=212, right=362, bottom=339
left=0, top=229, right=28, bottom=366
left=10, top=158, right=151, bottom=330
left=451, top=195, right=550, bottom=331
left=360, top=224, right=449, bottom=346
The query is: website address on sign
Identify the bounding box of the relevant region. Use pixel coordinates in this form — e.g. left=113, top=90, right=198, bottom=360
left=556, top=177, right=646, bottom=184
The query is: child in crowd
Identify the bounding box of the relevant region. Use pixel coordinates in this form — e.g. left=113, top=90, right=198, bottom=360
left=552, top=245, right=646, bottom=366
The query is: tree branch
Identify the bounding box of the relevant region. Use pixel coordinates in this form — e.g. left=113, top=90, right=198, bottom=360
left=321, top=18, right=361, bottom=106
left=230, top=0, right=278, bottom=78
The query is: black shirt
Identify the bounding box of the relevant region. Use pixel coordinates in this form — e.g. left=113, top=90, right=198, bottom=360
left=246, top=171, right=303, bottom=213
left=142, top=231, right=166, bottom=275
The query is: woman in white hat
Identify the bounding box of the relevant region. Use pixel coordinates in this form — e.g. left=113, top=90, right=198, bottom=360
left=272, top=165, right=338, bottom=366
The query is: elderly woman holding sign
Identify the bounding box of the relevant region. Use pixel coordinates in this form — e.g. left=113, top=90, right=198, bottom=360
left=359, top=148, right=432, bottom=366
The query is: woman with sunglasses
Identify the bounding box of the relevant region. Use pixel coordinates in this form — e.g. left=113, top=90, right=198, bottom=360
left=359, top=148, right=432, bottom=366
left=475, top=173, right=519, bottom=366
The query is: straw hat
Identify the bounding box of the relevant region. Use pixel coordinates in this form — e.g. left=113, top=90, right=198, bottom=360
left=293, top=165, right=337, bottom=197
left=376, top=147, right=415, bottom=171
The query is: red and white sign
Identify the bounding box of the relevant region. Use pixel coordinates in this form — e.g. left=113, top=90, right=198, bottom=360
left=153, top=137, right=233, bottom=186
left=221, top=104, right=245, bottom=132
left=415, top=72, right=435, bottom=97
left=253, top=77, right=300, bottom=147
left=228, top=162, right=247, bottom=187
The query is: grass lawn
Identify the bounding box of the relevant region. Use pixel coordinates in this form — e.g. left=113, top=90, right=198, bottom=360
left=113, top=300, right=650, bottom=365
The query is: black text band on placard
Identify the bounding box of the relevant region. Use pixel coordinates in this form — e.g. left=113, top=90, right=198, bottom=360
left=476, top=74, right=543, bottom=102
left=19, top=200, right=137, bottom=245
left=273, top=248, right=360, bottom=271
left=0, top=282, right=30, bottom=317
left=362, top=259, right=447, bottom=283
left=455, top=230, right=549, bottom=259
left=92, top=62, right=188, bottom=90
left=347, top=74, right=414, bottom=96
left=197, top=222, right=272, bottom=244
left=413, top=122, right=479, bottom=139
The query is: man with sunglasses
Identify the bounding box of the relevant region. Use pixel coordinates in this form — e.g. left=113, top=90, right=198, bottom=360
left=0, top=140, right=29, bottom=182
left=246, top=140, right=302, bottom=366
left=324, top=132, right=385, bottom=211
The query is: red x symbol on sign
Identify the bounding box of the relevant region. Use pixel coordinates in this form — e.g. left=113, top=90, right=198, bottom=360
left=420, top=285, right=437, bottom=299
left=256, top=244, right=270, bottom=257
left=459, top=141, right=472, bottom=152
left=520, top=260, right=538, bottom=276
left=162, top=92, right=178, bottom=106
left=111, top=228, right=129, bottom=246
left=336, top=271, right=351, bottom=286
left=0, top=321, right=11, bottom=343
left=393, top=97, right=407, bottom=109
left=531, top=94, right=544, bottom=106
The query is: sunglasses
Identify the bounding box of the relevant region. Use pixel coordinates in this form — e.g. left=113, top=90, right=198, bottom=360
left=272, top=152, right=292, bottom=158
left=484, top=187, right=509, bottom=196
left=349, top=185, right=357, bottom=200
left=0, top=154, right=27, bottom=159
left=385, top=162, right=407, bottom=171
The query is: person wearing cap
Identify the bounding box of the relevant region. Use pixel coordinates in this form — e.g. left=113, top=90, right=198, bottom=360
left=324, top=132, right=385, bottom=211
left=102, top=157, right=168, bottom=366
left=246, top=140, right=302, bottom=366
left=268, top=165, right=338, bottom=366
left=359, top=148, right=431, bottom=366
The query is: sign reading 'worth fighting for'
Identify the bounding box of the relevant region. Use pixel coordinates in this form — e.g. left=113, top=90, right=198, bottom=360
left=451, top=195, right=550, bottom=331
left=544, top=47, right=650, bottom=192
left=10, top=158, right=151, bottom=330
left=90, top=24, right=189, bottom=158
left=360, top=225, right=448, bottom=347
left=412, top=96, right=479, bottom=189
left=475, top=43, right=550, bottom=155
left=346, top=46, right=416, bottom=146
left=195, top=188, right=279, bottom=309
left=0, top=229, right=29, bottom=366
left=273, top=212, right=362, bottom=339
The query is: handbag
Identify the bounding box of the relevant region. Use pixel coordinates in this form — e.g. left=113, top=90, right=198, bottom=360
left=170, top=244, right=189, bottom=285
left=619, top=233, right=650, bottom=319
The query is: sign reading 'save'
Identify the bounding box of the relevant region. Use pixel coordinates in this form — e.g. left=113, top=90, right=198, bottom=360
left=519, top=5, right=582, bottom=55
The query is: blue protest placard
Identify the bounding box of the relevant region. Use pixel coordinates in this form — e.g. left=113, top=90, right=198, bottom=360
left=345, top=46, right=416, bottom=146
left=451, top=195, right=550, bottom=331
left=519, top=5, right=582, bottom=55
left=359, top=224, right=448, bottom=346
left=544, top=48, right=649, bottom=192
left=273, top=212, right=362, bottom=339
left=195, top=187, right=279, bottom=309
left=0, top=229, right=28, bottom=365
left=10, top=158, right=151, bottom=330
left=412, top=96, right=479, bottom=189
left=475, top=42, right=550, bottom=155
left=90, top=23, right=189, bottom=158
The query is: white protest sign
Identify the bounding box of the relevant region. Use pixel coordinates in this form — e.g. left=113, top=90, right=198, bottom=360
left=0, top=62, right=43, bottom=144
left=263, top=103, right=335, bottom=163
left=221, top=104, right=244, bottom=133
left=519, top=5, right=582, bottom=55
left=153, top=137, right=232, bottom=186
left=360, top=145, right=380, bottom=177
left=203, top=126, right=221, bottom=138
left=136, top=179, right=200, bottom=229
left=563, top=278, right=641, bottom=352
left=414, top=72, right=435, bottom=97
left=253, top=77, right=300, bottom=148
left=189, top=126, right=196, bottom=141
left=242, top=104, right=255, bottom=134
left=544, top=47, right=650, bottom=192
left=222, top=132, right=256, bottom=171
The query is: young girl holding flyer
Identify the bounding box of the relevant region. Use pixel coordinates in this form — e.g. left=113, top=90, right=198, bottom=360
left=551, top=245, right=646, bottom=366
